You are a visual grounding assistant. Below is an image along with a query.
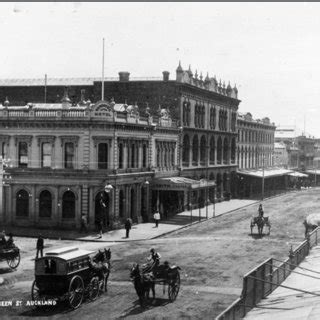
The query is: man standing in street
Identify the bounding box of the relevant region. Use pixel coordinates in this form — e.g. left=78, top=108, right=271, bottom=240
left=154, top=212, right=160, bottom=228
left=36, top=234, right=44, bottom=259
left=125, top=218, right=132, bottom=238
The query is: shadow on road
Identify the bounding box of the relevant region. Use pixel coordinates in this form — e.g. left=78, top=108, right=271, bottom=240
left=119, top=297, right=170, bottom=318
left=0, top=267, right=15, bottom=274
left=249, top=233, right=270, bottom=240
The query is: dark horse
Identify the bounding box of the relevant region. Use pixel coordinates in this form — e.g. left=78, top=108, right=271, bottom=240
left=130, top=264, right=155, bottom=307
left=250, top=216, right=271, bottom=236
left=89, top=248, right=111, bottom=292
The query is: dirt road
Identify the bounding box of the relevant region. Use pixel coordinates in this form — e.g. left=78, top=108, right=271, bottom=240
left=0, top=189, right=317, bottom=319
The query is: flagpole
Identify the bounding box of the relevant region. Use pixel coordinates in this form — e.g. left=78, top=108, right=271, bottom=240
left=102, top=38, right=105, bottom=101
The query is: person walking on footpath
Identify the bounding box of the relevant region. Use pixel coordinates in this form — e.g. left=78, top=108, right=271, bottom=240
left=154, top=212, right=160, bottom=228
left=36, top=234, right=44, bottom=259
left=125, top=218, right=132, bottom=238
left=80, top=214, right=88, bottom=233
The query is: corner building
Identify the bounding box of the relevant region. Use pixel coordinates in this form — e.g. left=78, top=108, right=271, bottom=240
left=0, top=93, right=179, bottom=230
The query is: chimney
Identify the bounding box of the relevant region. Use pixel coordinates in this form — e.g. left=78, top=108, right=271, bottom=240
left=162, top=71, right=170, bottom=81
left=118, top=71, right=130, bottom=82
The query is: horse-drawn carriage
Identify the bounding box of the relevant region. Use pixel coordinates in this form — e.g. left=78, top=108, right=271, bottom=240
left=250, top=216, right=271, bottom=236
left=130, top=260, right=181, bottom=306
left=0, top=245, right=20, bottom=269
left=31, top=246, right=111, bottom=309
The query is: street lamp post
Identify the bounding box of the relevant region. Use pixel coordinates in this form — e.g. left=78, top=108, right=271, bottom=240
left=104, top=184, right=113, bottom=228
left=262, top=155, right=265, bottom=201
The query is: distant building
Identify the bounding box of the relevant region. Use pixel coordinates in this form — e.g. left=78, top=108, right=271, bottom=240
left=274, top=142, right=288, bottom=168
left=237, top=112, right=275, bottom=170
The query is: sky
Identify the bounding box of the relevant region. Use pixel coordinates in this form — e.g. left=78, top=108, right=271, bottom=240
left=0, top=2, right=320, bottom=137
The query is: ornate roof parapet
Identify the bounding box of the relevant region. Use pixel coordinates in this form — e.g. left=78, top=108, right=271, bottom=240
left=175, top=63, right=239, bottom=98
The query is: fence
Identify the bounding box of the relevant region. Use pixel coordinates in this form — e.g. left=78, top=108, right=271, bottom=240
left=215, top=227, right=320, bottom=320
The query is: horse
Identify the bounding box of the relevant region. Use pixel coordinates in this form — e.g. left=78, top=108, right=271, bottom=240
left=130, top=264, right=155, bottom=307
left=89, top=248, right=111, bottom=292
left=303, top=213, right=320, bottom=238
left=250, top=216, right=271, bottom=236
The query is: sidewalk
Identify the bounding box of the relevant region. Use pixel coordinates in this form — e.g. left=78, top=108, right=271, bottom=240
left=3, top=199, right=257, bottom=243
left=244, top=245, right=320, bottom=320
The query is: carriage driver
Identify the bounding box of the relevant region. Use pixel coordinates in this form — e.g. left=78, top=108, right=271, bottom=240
left=149, top=248, right=161, bottom=267
left=258, top=204, right=264, bottom=218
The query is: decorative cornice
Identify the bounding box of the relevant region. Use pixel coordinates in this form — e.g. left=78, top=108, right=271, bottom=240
left=14, top=135, right=33, bottom=146
left=36, top=135, right=56, bottom=147
left=92, top=136, right=112, bottom=147
left=60, top=135, right=79, bottom=147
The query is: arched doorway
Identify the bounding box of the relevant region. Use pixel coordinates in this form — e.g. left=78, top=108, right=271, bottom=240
left=16, top=189, right=29, bottom=217
left=130, top=188, right=136, bottom=222
left=62, top=190, right=75, bottom=219
left=95, top=191, right=110, bottom=228
left=39, top=190, right=52, bottom=218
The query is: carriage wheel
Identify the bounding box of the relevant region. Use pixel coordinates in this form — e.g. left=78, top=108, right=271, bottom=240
left=7, top=251, right=20, bottom=269
left=168, top=271, right=180, bottom=302
left=88, top=277, right=99, bottom=301
left=68, top=275, right=84, bottom=309
left=31, top=280, right=41, bottom=301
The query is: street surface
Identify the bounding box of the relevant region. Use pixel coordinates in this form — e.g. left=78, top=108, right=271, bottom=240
left=0, top=189, right=318, bottom=319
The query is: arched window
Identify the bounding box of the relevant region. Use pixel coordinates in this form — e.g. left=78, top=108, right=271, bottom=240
left=98, top=143, right=108, bottom=169
left=217, top=137, right=222, bottom=164
left=16, top=189, right=29, bottom=217
left=210, top=137, right=215, bottom=164
left=223, top=138, right=229, bottom=164
left=119, top=190, right=125, bottom=218
left=200, top=135, right=206, bottom=165
left=187, top=103, right=191, bottom=126
left=231, top=138, right=236, bottom=163
left=39, top=190, right=52, bottom=218
left=192, top=135, right=199, bottom=165
left=62, top=190, right=75, bottom=219
left=182, top=135, right=190, bottom=165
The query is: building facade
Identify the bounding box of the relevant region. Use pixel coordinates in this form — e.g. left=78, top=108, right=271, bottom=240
left=0, top=92, right=179, bottom=230
left=237, top=112, right=275, bottom=170
left=0, top=63, right=241, bottom=213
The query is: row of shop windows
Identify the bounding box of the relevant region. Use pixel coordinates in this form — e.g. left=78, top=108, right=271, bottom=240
left=182, top=135, right=236, bottom=165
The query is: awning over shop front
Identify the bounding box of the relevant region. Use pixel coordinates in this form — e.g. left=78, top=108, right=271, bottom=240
left=238, top=168, right=292, bottom=178
left=288, top=172, right=308, bottom=178
left=151, top=177, right=216, bottom=191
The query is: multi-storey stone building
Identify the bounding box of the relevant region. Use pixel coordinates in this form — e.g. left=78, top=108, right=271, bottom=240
left=237, top=112, right=275, bottom=170
left=0, top=91, right=180, bottom=229
left=0, top=63, right=240, bottom=215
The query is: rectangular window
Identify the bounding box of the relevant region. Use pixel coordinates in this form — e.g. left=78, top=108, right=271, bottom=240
left=18, top=142, right=28, bottom=167
left=42, top=143, right=52, bottom=168
left=1, top=142, right=7, bottom=160
left=98, top=143, right=108, bottom=169
left=64, top=143, right=74, bottom=169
